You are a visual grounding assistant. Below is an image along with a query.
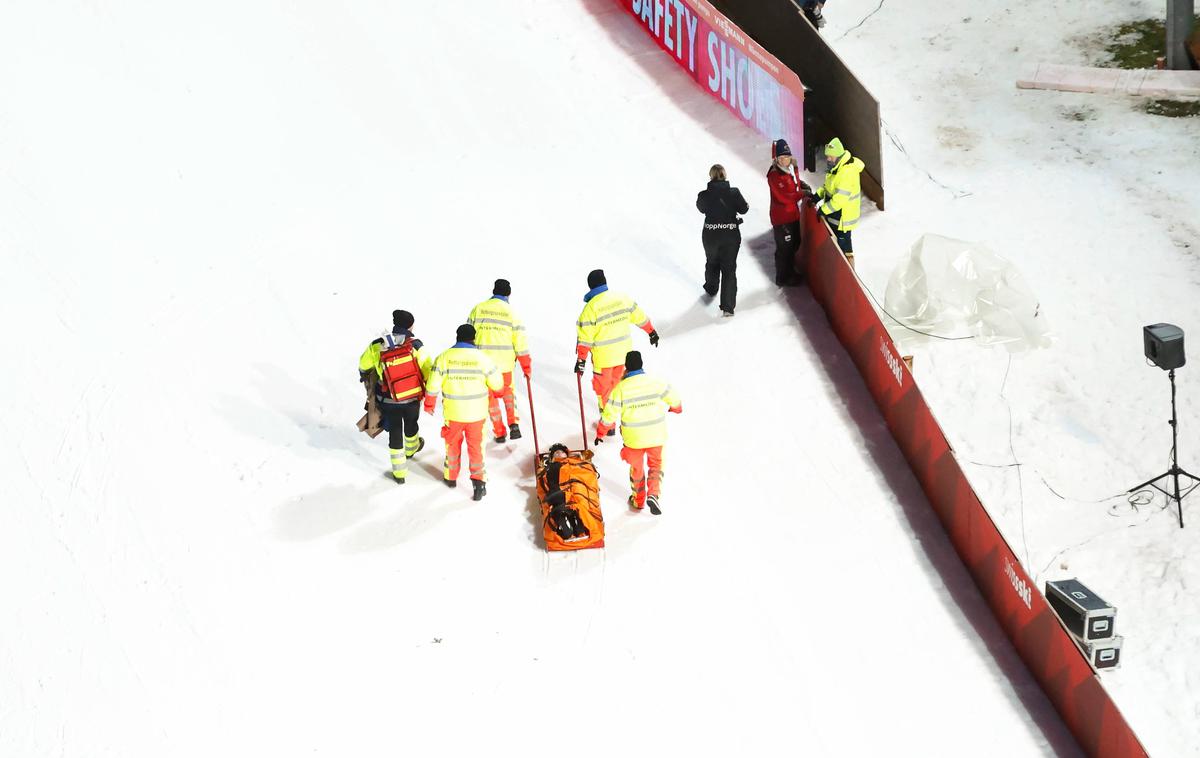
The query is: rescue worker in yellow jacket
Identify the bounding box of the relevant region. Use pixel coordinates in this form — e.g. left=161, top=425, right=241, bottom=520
left=595, top=351, right=681, bottom=515
left=423, top=324, right=505, bottom=501
left=574, top=269, right=659, bottom=438
left=467, top=278, right=532, bottom=444
left=813, top=137, right=865, bottom=255
left=358, top=309, right=431, bottom=483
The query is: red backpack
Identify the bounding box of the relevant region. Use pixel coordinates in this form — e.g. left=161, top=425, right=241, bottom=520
left=380, top=338, right=424, bottom=402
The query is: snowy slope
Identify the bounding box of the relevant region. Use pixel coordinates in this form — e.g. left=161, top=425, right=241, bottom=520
left=823, top=1, right=1200, bottom=755
left=0, top=1, right=1083, bottom=755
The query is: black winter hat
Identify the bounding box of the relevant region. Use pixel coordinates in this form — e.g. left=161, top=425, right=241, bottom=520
left=625, top=351, right=643, bottom=372
left=772, top=138, right=792, bottom=158
left=587, top=269, right=607, bottom=289
left=493, top=279, right=512, bottom=297
left=456, top=324, right=476, bottom=344
left=393, top=309, right=414, bottom=330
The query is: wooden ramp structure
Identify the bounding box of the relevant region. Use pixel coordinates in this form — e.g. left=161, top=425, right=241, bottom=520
left=1018, top=63, right=1200, bottom=98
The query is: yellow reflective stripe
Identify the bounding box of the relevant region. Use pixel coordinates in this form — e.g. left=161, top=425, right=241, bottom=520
left=474, top=317, right=513, bottom=327
left=596, top=305, right=635, bottom=319
left=443, top=392, right=488, bottom=400
left=621, top=416, right=666, bottom=428
left=593, top=335, right=629, bottom=347
left=619, top=393, right=661, bottom=404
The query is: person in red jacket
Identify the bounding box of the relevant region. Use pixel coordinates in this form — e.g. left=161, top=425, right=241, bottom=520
left=767, top=138, right=812, bottom=286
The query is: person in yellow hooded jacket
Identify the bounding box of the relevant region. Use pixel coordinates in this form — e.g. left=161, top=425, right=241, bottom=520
left=423, top=324, right=505, bottom=501
left=595, top=351, right=681, bottom=515
left=467, top=278, right=531, bottom=444
left=813, top=137, right=864, bottom=255
left=574, top=269, right=659, bottom=438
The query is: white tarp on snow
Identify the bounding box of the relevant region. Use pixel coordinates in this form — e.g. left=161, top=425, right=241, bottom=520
left=884, top=234, right=1052, bottom=351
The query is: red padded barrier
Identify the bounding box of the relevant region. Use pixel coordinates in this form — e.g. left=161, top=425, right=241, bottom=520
left=800, top=205, right=1148, bottom=758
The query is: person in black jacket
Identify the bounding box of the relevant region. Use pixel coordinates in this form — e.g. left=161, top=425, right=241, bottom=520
left=696, top=164, right=749, bottom=317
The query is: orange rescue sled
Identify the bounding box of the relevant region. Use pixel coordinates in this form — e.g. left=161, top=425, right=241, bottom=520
left=524, top=373, right=606, bottom=551
left=536, top=449, right=605, bottom=551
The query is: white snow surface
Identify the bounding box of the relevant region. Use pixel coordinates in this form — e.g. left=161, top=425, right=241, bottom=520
left=0, top=0, right=1172, bottom=755
left=826, top=1, right=1200, bottom=756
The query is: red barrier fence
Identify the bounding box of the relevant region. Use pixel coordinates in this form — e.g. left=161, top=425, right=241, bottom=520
left=800, top=207, right=1148, bottom=758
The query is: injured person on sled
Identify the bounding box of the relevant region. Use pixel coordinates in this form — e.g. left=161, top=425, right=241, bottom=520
left=540, top=444, right=590, bottom=541
left=534, top=442, right=610, bottom=551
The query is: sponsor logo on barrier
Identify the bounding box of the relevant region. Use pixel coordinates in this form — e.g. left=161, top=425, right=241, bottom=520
left=879, top=338, right=903, bottom=388
left=1004, top=556, right=1033, bottom=610
left=632, top=0, right=700, bottom=71
left=621, top=0, right=804, bottom=150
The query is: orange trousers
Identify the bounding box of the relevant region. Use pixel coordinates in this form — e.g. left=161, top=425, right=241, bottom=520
left=442, top=419, right=486, bottom=482
left=592, top=365, right=625, bottom=433
left=621, top=445, right=663, bottom=507
left=488, top=371, right=519, bottom=437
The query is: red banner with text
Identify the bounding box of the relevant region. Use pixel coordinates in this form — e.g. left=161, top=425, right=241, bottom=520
left=799, top=205, right=1148, bottom=758
left=613, top=0, right=804, bottom=152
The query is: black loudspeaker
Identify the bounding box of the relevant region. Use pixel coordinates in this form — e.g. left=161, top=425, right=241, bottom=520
left=1144, top=323, right=1185, bottom=370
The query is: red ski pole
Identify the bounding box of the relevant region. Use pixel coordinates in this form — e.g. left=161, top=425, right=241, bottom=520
left=524, top=372, right=541, bottom=458
left=576, top=371, right=590, bottom=451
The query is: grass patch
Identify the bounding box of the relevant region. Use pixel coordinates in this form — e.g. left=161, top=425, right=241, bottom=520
left=1141, top=98, right=1200, bottom=117
left=1102, top=16, right=1200, bottom=69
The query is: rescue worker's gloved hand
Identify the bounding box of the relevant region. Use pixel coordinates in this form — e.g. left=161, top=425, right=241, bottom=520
left=648, top=330, right=660, bottom=347
left=518, top=354, right=532, bottom=378
left=574, top=358, right=586, bottom=375
left=669, top=404, right=682, bottom=414
left=422, top=396, right=436, bottom=415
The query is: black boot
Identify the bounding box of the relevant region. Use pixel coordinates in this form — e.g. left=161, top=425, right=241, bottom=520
left=606, top=428, right=616, bottom=437
left=494, top=432, right=507, bottom=443
left=472, top=479, right=487, bottom=501
left=571, top=514, right=590, bottom=539
left=508, top=424, right=522, bottom=440
left=444, top=478, right=457, bottom=489
left=551, top=506, right=573, bottom=539
left=646, top=495, right=662, bottom=515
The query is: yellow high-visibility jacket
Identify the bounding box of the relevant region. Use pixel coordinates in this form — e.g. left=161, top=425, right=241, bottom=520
left=358, top=333, right=431, bottom=402
left=467, top=297, right=528, bottom=374
left=816, top=152, right=865, bottom=231
left=576, top=287, right=651, bottom=370
left=599, top=370, right=681, bottom=449
left=426, top=344, right=504, bottom=423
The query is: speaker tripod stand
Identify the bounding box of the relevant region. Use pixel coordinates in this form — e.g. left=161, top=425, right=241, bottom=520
left=1129, top=369, right=1198, bottom=528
